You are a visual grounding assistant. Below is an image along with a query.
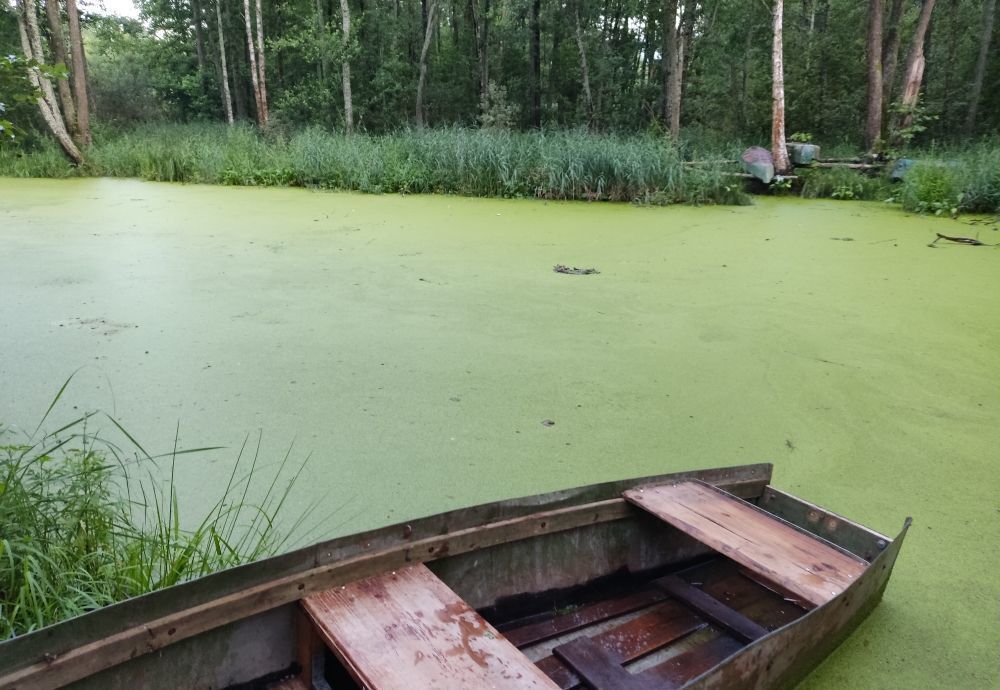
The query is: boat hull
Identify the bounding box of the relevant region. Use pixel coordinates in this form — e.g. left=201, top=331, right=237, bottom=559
left=0, top=464, right=907, bottom=690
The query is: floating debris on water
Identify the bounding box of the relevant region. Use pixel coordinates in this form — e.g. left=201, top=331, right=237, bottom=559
left=554, top=265, right=600, bottom=275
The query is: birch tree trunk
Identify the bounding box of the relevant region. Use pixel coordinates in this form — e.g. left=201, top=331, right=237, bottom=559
left=216, top=0, right=234, bottom=123
left=864, top=0, right=883, bottom=152
left=894, top=0, right=936, bottom=142
left=770, top=0, right=790, bottom=173
left=964, top=0, right=995, bottom=135
left=16, top=0, right=83, bottom=164
left=415, top=0, right=437, bottom=128
left=65, top=0, right=91, bottom=146
left=573, top=0, right=593, bottom=125
left=339, top=0, right=354, bottom=133
left=42, top=0, right=77, bottom=137
left=243, top=0, right=264, bottom=126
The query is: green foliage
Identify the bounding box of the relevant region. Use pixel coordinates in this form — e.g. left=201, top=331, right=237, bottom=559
left=0, top=55, right=45, bottom=144
left=0, top=386, right=310, bottom=639
left=788, top=132, right=813, bottom=143
left=799, top=167, right=891, bottom=202
left=478, top=81, right=519, bottom=131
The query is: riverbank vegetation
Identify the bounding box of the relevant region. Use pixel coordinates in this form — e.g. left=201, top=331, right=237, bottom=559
left=4, top=124, right=1000, bottom=214
left=0, top=390, right=310, bottom=639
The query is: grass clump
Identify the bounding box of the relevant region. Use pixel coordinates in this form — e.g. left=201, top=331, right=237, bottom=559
left=0, top=385, right=311, bottom=639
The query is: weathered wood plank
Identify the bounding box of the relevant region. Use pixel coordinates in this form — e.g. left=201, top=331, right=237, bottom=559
left=640, top=635, right=744, bottom=688
left=553, top=637, right=658, bottom=690
left=652, top=576, right=767, bottom=642
left=625, top=481, right=868, bottom=608
left=302, top=564, right=560, bottom=690
left=528, top=561, right=800, bottom=689
left=532, top=601, right=705, bottom=689
left=503, top=588, right=666, bottom=648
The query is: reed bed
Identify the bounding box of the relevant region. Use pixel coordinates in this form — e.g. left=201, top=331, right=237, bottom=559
left=0, top=124, right=749, bottom=205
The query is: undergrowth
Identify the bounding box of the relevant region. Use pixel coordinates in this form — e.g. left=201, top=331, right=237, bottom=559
left=0, top=380, right=314, bottom=639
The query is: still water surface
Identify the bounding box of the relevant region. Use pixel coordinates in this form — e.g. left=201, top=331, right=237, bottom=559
left=1, top=178, right=997, bottom=688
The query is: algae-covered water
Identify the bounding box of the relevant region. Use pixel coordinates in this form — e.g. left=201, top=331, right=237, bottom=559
left=1, top=178, right=998, bottom=688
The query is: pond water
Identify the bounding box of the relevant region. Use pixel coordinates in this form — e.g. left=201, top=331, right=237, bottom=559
left=1, top=178, right=998, bottom=688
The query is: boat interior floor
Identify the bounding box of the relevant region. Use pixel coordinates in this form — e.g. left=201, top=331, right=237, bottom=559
left=288, top=557, right=809, bottom=690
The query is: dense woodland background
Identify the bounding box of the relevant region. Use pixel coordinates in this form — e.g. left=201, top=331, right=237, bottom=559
left=2, top=0, right=997, bottom=147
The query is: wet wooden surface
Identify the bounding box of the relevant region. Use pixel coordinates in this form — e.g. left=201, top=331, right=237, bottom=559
left=652, top=576, right=768, bottom=642
left=625, top=481, right=868, bottom=608
left=302, top=563, right=560, bottom=689
left=502, top=588, right=667, bottom=648
left=640, top=635, right=744, bottom=688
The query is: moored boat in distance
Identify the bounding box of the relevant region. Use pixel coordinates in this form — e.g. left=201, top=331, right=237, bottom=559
left=0, top=463, right=909, bottom=690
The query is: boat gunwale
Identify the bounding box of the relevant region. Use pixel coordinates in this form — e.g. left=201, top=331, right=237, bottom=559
left=0, top=463, right=772, bottom=688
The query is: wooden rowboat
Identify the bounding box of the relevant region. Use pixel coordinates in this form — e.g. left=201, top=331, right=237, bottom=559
left=0, top=464, right=909, bottom=690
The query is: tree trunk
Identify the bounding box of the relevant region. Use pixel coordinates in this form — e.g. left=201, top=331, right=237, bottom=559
left=864, top=0, right=883, bottom=152
left=415, top=0, right=437, bottom=128
left=192, top=0, right=207, bottom=71
left=469, top=0, right=489, bottom=103
left=660, top=0, right=677, bottom=123
left=243, top=0, right=264, bottom=126
left=894, top=0, right=936, bottom=141
left=881, top=0, right=904, bottom=105
left=667, top=0, right=693, bottom=139
left=216, top=0, right=234, bottom=123
left=573, top=0, right=593, bottom=125
left=254, top=0, right=268, bottom=125
left=964, top=0, right=995, bottom=135
left=339, top=0, right=354, bottom=132
left=771, top=0, right=790, bottom=173
left=528, top=0, right=540, bottom=127
left=16, top=0, right=83, bottom=164
left=315, top=0, right=329, bottom=79
left=42, top=0, right=77, bottom=138
left=65, top=0, right=91, bottom=146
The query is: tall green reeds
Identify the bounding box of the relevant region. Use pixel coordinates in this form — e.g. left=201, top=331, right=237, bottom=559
left=0, top=124, right=749, bottom=205
left=0, top=384, right=312, bottom=639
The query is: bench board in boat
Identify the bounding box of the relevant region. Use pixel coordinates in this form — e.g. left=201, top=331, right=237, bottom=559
left=624, top=481, right=868, bottom=608
left=302, top=563, right=560, bottom=689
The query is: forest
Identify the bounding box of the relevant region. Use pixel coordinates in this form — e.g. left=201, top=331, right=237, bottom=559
left=1, top=0, right=999, bottom=209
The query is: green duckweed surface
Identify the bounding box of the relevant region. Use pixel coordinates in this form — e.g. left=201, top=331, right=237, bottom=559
left=1, top=178, right=998, bottom=688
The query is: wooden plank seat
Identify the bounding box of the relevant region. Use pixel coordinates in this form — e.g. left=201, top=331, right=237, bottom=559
left=301, top=563, right=561, bottom=690
left=624, top=481, right=869, bottom=609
